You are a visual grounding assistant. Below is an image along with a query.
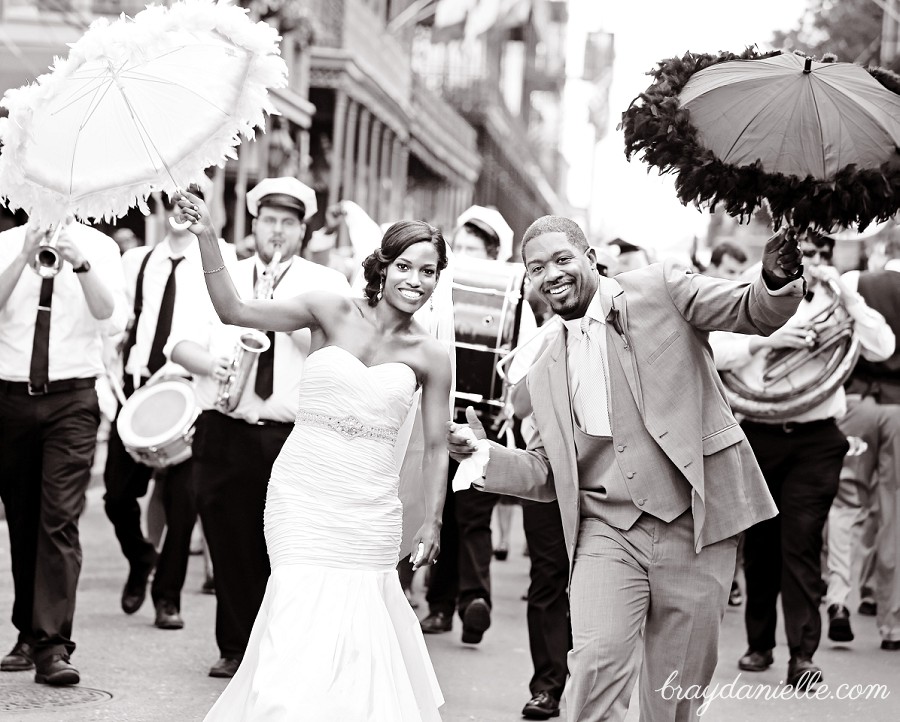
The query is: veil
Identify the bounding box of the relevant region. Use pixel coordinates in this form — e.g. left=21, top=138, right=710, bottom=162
left=395, top=242, right=456, bottom=560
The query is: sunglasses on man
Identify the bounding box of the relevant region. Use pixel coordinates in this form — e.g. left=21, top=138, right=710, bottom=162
left=800, top=248, right=833, bottom=261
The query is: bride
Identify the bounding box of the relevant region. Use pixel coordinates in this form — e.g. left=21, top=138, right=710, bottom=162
left=175, top=192, right=451, bottom=721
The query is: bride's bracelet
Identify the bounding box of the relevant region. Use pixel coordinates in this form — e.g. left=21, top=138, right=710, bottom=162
left=203, top=264, right=225, bottom=275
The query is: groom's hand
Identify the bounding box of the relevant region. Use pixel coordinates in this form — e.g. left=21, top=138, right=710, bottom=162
left=446, top=406, right=486, bottom=462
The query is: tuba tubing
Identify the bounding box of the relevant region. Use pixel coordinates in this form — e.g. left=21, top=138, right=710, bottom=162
left=721, top=275, right=860, bottom=422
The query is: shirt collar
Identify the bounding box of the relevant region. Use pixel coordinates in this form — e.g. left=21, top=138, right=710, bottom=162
left=563, top=288, right=606, bottom=335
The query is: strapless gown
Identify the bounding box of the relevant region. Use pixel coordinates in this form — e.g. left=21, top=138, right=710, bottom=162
left=203, top=345, right=443, bottom=721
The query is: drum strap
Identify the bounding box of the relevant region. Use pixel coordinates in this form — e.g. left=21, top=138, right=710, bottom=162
left=122, top=246, right=156, bottom=369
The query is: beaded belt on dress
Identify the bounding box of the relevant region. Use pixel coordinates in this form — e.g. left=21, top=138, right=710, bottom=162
left=294, top=410, right=398, bottom=443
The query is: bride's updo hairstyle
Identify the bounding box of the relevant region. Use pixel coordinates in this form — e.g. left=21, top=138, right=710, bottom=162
left=362, top=220, right=447, bottom=306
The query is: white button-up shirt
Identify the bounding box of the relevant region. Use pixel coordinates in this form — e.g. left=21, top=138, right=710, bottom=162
left=166, top=254, right=351, bottom=423
left=0, top=223, right=126, bottom=381
left=563, top=290, right=612, bottom=427
left=121, top=236, right=236, bottom=381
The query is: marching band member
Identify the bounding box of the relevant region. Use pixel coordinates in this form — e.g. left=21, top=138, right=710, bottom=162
left=824, top=234, right=900, bottom=651
left=712, top=229, right=894, bottom=689
left=168, top=178, right=350, bottom=679
left=103, top=193, right=235, bottom=631
left=0, top=219, right=125, bottom=686
left=420, top=205, right=536, bottom=647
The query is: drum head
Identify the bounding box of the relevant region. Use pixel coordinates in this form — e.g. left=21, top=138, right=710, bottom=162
left=117, top=379, right=197, bottom=448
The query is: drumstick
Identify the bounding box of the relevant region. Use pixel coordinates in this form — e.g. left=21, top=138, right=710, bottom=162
left=106, top=369, right=127, bottom=407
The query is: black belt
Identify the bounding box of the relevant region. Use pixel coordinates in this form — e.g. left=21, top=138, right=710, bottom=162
left=255, top=418, right=293, bottom=428
left=0, top=377, right=96, bottom=396
left=742, top=417, right=835, bottom=435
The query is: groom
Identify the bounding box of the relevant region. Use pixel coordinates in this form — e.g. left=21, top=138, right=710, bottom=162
left=448, top=215, right=804, bottom=720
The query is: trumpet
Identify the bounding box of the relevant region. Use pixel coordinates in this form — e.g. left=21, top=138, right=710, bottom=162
left=29, top=224, right=64, bottom=278
left=214, top=249, right=283, bottom=412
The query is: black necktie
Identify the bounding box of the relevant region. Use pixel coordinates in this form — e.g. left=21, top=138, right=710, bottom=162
left=254, top=331, right=276, bottom=399
left=147, top=257, right=184, bottom=375
left=29, top=277, right=54, bottom=390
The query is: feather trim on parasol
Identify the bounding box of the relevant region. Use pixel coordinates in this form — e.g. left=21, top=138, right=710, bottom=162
left=620, top=47, right=900, bottom=231
left=0, top=0, right=288, bottom=226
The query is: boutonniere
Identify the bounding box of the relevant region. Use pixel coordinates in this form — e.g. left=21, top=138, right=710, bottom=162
left=607, top=306, right=624, bottom=337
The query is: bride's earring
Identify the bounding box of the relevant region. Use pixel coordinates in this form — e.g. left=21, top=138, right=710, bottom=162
left=377, top=277, right=384, bottom=301
left=429, top=296, right=434, bottom=311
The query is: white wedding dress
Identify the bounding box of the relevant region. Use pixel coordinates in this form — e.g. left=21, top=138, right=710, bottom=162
left=203, top=345, right=444, bottom=721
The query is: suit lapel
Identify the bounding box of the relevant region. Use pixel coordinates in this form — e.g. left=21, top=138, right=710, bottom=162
left=546, top=331, right=579, bottom=490
left=599, top=278, right=643, bottom=417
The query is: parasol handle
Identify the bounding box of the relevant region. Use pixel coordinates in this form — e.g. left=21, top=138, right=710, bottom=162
left=168, top=187, right=194, bottom=230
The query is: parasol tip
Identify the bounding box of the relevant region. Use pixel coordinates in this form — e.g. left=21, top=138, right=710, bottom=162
left=803, top=57, right=812, bottom=74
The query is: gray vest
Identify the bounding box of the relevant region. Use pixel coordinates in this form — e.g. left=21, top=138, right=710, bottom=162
left=574, top=325, right=691, bottom=527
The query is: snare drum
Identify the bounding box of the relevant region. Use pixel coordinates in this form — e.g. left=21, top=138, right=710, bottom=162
left=117, top=377, right=199, bottom=469
left=452, top=258, right=526, bottom=414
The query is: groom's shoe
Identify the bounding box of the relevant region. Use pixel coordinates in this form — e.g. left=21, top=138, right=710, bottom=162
left=420, top=612, right=452, bottom=634
left=208, top=657, right=241, bottom=678
left=461, top=598, right=491, bottom=644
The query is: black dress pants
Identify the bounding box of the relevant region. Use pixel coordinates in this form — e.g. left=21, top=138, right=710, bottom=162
left=103, top=378, right=197, bottom=609
left=426, top=457, right=499, bottom=618
left=191, top=411, right=292, bottom=659
left=0, top=386, right=99, bottom=661
left=742, top=419, right=848, bottom=661
left=522, top=499, right=571, bottom=701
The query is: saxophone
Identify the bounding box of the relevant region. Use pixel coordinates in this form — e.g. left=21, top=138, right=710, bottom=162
left=215, top=250, right=282, bottom=412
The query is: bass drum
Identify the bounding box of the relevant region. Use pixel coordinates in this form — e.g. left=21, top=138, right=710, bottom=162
left=117, top=377, right=199, bottom=469
left=452, top=258, right=526, bottom=417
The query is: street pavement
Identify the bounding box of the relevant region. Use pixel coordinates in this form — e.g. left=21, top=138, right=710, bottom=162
left=2, top=486, right=899, bottom=721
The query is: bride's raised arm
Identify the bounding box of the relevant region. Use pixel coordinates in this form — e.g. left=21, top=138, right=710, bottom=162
left=174, top=190, right=335, bottom=334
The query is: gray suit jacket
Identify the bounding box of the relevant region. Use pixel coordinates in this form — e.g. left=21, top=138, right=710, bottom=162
left=480, top=260, right=802, bottom=568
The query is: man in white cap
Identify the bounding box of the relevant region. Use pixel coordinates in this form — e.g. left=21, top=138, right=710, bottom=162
left=167, top=177, right=349, bottom=678
left=420, top=205, right=537, bottom=649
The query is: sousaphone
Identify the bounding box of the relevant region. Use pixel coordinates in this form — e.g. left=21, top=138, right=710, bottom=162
left=721, top=277, right=860, bottom=422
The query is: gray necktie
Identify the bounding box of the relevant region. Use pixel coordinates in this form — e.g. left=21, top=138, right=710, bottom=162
left=572, top=316, right=612, bottom=436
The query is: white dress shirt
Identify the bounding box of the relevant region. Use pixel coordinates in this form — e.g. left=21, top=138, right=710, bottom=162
left=0, top=223, right=126, bottom=381
left=121, top=236, right=235, bottom=382
left=563, top=290, right=613, bottom=430
left=710, top=271, right=895, bottom=422
left=166, top=254, right=351, bottom=423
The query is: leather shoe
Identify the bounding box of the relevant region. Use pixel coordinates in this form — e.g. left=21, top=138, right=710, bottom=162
left=1, top=641, right=35, bottom=672
left=522, top=691, right=560, bottom=719
left=738, top=648, right=773, bottom=672
left=121, top=552, right=157, bottom=615
left=461, top=598, right=491, bottom=644
left=858, top=600, right=878, bottom=616
left=881, top=639, right=900, bottom=651
left=34, top=654, right=80, bottom=686
left=420, top=611, right=452, bottom=634
left=728, top=581, right=743, bottom=606
left=154, top=601, right=184, bottom=630
left=208, top=657, right=241, bottom=678
left=786, top=658, right=822, bottom=690
left=827, top=604, right=854, bottom=642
